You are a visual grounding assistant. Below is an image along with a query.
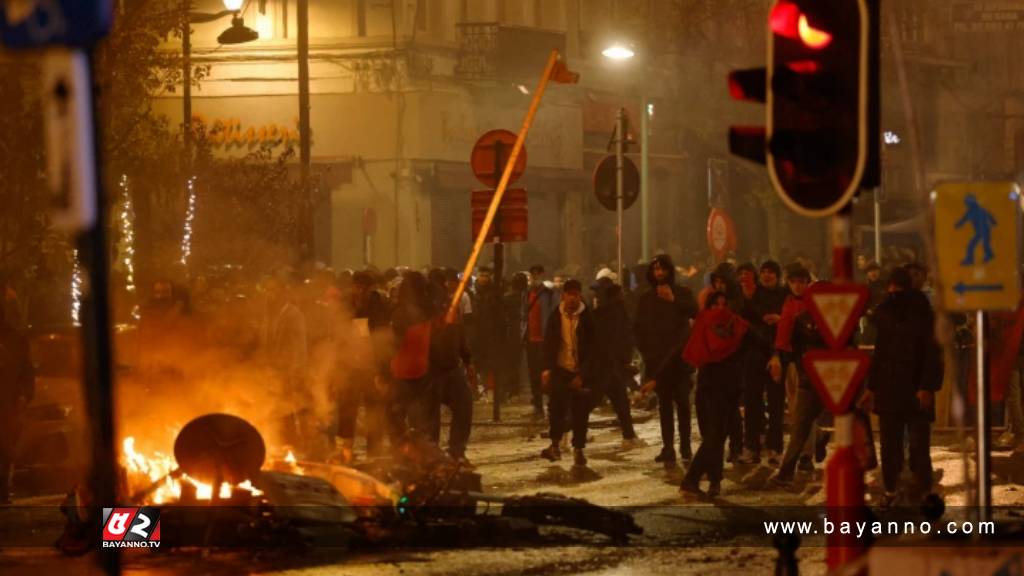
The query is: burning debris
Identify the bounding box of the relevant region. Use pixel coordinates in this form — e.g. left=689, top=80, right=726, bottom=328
left=58, top=412, right=642, bottom=553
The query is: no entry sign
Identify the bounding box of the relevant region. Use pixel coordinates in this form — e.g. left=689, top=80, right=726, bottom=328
left=471, top=129, right=526, bottom=188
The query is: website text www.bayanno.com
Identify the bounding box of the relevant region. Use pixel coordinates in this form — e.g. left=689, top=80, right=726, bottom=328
left=764, top=518, right=996, bottom=539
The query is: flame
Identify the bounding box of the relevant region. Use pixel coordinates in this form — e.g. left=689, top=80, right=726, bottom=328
left=121, top=436, right=263, bottom=503
left=284, top=450, right=296, bottom=464
left=283, top=449, right=305, bottom=474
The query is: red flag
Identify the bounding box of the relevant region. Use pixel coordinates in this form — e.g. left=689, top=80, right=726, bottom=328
left=551, top=60, right=580, bottom=84
left=683, top=307, right=749, bottom=369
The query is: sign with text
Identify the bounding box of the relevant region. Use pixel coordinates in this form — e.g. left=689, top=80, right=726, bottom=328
left=934, top=181, right=1021, bottom=311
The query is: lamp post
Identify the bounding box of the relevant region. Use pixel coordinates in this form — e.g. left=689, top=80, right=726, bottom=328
left=180, top=1, right=257, bottom=270
left=602, top=43, right=650, bottom=263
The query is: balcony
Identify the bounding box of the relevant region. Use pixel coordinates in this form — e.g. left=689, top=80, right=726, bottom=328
left=454, top=22, right=566, bottom=82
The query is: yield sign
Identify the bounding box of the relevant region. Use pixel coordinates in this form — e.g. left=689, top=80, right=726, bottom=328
left=805, top=282, right=869, bottom=349
left=803, top=349, right=871, bottom=415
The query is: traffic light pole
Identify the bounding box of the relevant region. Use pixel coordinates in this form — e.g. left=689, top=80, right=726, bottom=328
left=616, top=108, right=625, bottom=282
left=826, top=207, right=866, bottom=571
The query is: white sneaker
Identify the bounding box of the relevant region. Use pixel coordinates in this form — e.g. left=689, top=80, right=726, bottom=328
left=621, top=437, right=648, bottom=450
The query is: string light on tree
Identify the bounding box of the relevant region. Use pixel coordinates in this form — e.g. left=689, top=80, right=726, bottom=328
left=71, top=249, right=82, bottom=326
left=118, top=174, right=137, bottom=294
left=181, top=177, right=197, bottom=267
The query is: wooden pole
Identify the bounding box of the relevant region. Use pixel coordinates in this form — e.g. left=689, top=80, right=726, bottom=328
left=446, top=49, right=562, bottom=323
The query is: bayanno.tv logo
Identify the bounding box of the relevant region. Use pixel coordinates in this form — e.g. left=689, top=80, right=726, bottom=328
left=101, top=507, right=161, bottom=548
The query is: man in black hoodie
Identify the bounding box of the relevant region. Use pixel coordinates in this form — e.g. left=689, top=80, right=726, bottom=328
left=860, top=267, right=942, bottom=505
left=591, top=277, right=642, bottom=448
left=635, top=255, right=699, bottom=465
left=739, top=260, right=788, bottom=465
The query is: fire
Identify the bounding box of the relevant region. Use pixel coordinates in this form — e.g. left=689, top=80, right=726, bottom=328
left=284, top=449, right=305, bottom=474
left=121, top=436, right=263, bottom=504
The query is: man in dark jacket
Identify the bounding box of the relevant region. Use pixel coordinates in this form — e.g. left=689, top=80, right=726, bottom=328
left=739, top=260, right=788, bottom=465
left=591, top=277, right=642, bottom=448
left=522, top=265, right=558, bottom=419
left=428, top=305, right=477, bottom=463
left=635, top=254, right=699, bottom=465
left=860, top=267, right=943, bottom=504
left=0, top=295, right=34, bottom=504
left=540, top=280, right=596, bottom=466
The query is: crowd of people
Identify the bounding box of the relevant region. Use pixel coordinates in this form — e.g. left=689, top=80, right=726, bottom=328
left=195, top=251, right=956, bottom=506
left=3, top=245, right=1023, bottom=508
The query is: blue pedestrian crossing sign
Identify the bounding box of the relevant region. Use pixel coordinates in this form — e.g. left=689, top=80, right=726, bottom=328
left=934, top=181, right=1021, bottom=311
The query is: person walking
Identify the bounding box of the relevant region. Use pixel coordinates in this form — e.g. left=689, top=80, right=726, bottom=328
left=635, top=254, right=699, bottom=466
left=859, top=267, right=943, bottom=505
left=539, top=280, right=597, bottom=466
left=591, top=276, right=643, bottom=449
left=522, top=265, right=558, bottom=419
left=427, top=296, right=477, bottom=464
left=679, top=291, right=749, bottom=499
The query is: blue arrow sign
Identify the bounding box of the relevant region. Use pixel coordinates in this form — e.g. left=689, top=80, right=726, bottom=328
left=953, top=281, right=1004, bottom=295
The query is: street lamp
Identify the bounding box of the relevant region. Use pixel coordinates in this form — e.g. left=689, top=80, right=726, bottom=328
left=602, top=42, right=650, bottom=261
left=602, top=43, right=635, bottom=61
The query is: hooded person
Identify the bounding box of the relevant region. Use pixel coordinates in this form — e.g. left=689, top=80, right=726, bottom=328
left=539, top=279, right=597, bottom=466
left=680, top=291, right=749, bottom=499
left=591, top=277, right=643, bottom=448
left=634, top=254, right=699, bottom=465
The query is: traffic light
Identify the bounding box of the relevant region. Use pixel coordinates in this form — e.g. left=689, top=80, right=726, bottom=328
left=729, top=0, right=879, bottom=218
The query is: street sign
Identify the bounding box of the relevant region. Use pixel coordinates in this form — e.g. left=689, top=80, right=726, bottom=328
left=706, top=208, right=738, bottom=262
left=803, top=349, right=871, bottom=415
left=934, top=181, right=1021, bottom=311
left=1, top=0, right=112, bottom=48
left=805, top=282, right=869, bottom=349
left=471, top=188, right=528, bottom=243
left=593, top=154, right=639, bottom=211
left=471, top=129, right=526, bottom=188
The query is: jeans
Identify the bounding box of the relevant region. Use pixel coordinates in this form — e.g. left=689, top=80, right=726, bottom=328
left=779, top=386, right=824, bottom=479
left=685, top=360, right=743, bottom=486
left=526, top=341, right=546, bottom=412
left=548, top=367, right=593, bottom=449
left=427, top=367, right=474, bottom=458
left=391, top=377, right=432, bottom=440
left=656, top=363, right=693, bottom=458
left=878, top=411, right=933, bottom=494
left=744, top=348, right=786, bottom=453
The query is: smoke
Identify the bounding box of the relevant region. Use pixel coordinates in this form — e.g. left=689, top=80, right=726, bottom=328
left=114, top=283, right=389, bottom=465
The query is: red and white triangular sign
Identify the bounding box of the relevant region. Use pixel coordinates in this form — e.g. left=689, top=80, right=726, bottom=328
left=805, top=282, right=869, bottom=349
left=802, top=349, right=871, bottom=415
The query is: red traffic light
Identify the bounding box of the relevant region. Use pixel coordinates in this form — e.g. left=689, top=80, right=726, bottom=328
left=771, top=1, right=834, bottom=50
left=767, top=0, right=871, bottom=217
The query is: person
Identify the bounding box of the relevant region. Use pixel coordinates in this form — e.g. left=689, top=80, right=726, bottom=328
left=635, top=254, right=699, bottom=466
left=739, top=260, right=788, bottom=465
left=333, top=270, right=391, bottom=462
left=860, top=267, right=943, bottom=505
left=262, top=274, right=310, bottom=450
left=471, top=267, right=503, bottom=400
left=591, top=277, right=643, bottom=449
left=500, top=272, right=529, bottom=400
left=539, top=280, right=596, bottom=466
left=427, top=290, right=477, bottom=464
left=679, top=291, right=749, bottom=499
left=768, top=265, right=823, bottom=485
left=389, top=271, right=435, bottom=440
left=522, top=265, right=558, bottom=419
left=0, top=277, right=34, bottom=504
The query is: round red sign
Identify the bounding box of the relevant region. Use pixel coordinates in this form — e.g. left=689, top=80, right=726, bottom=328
left=471, top=129, right=526, bottom=188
